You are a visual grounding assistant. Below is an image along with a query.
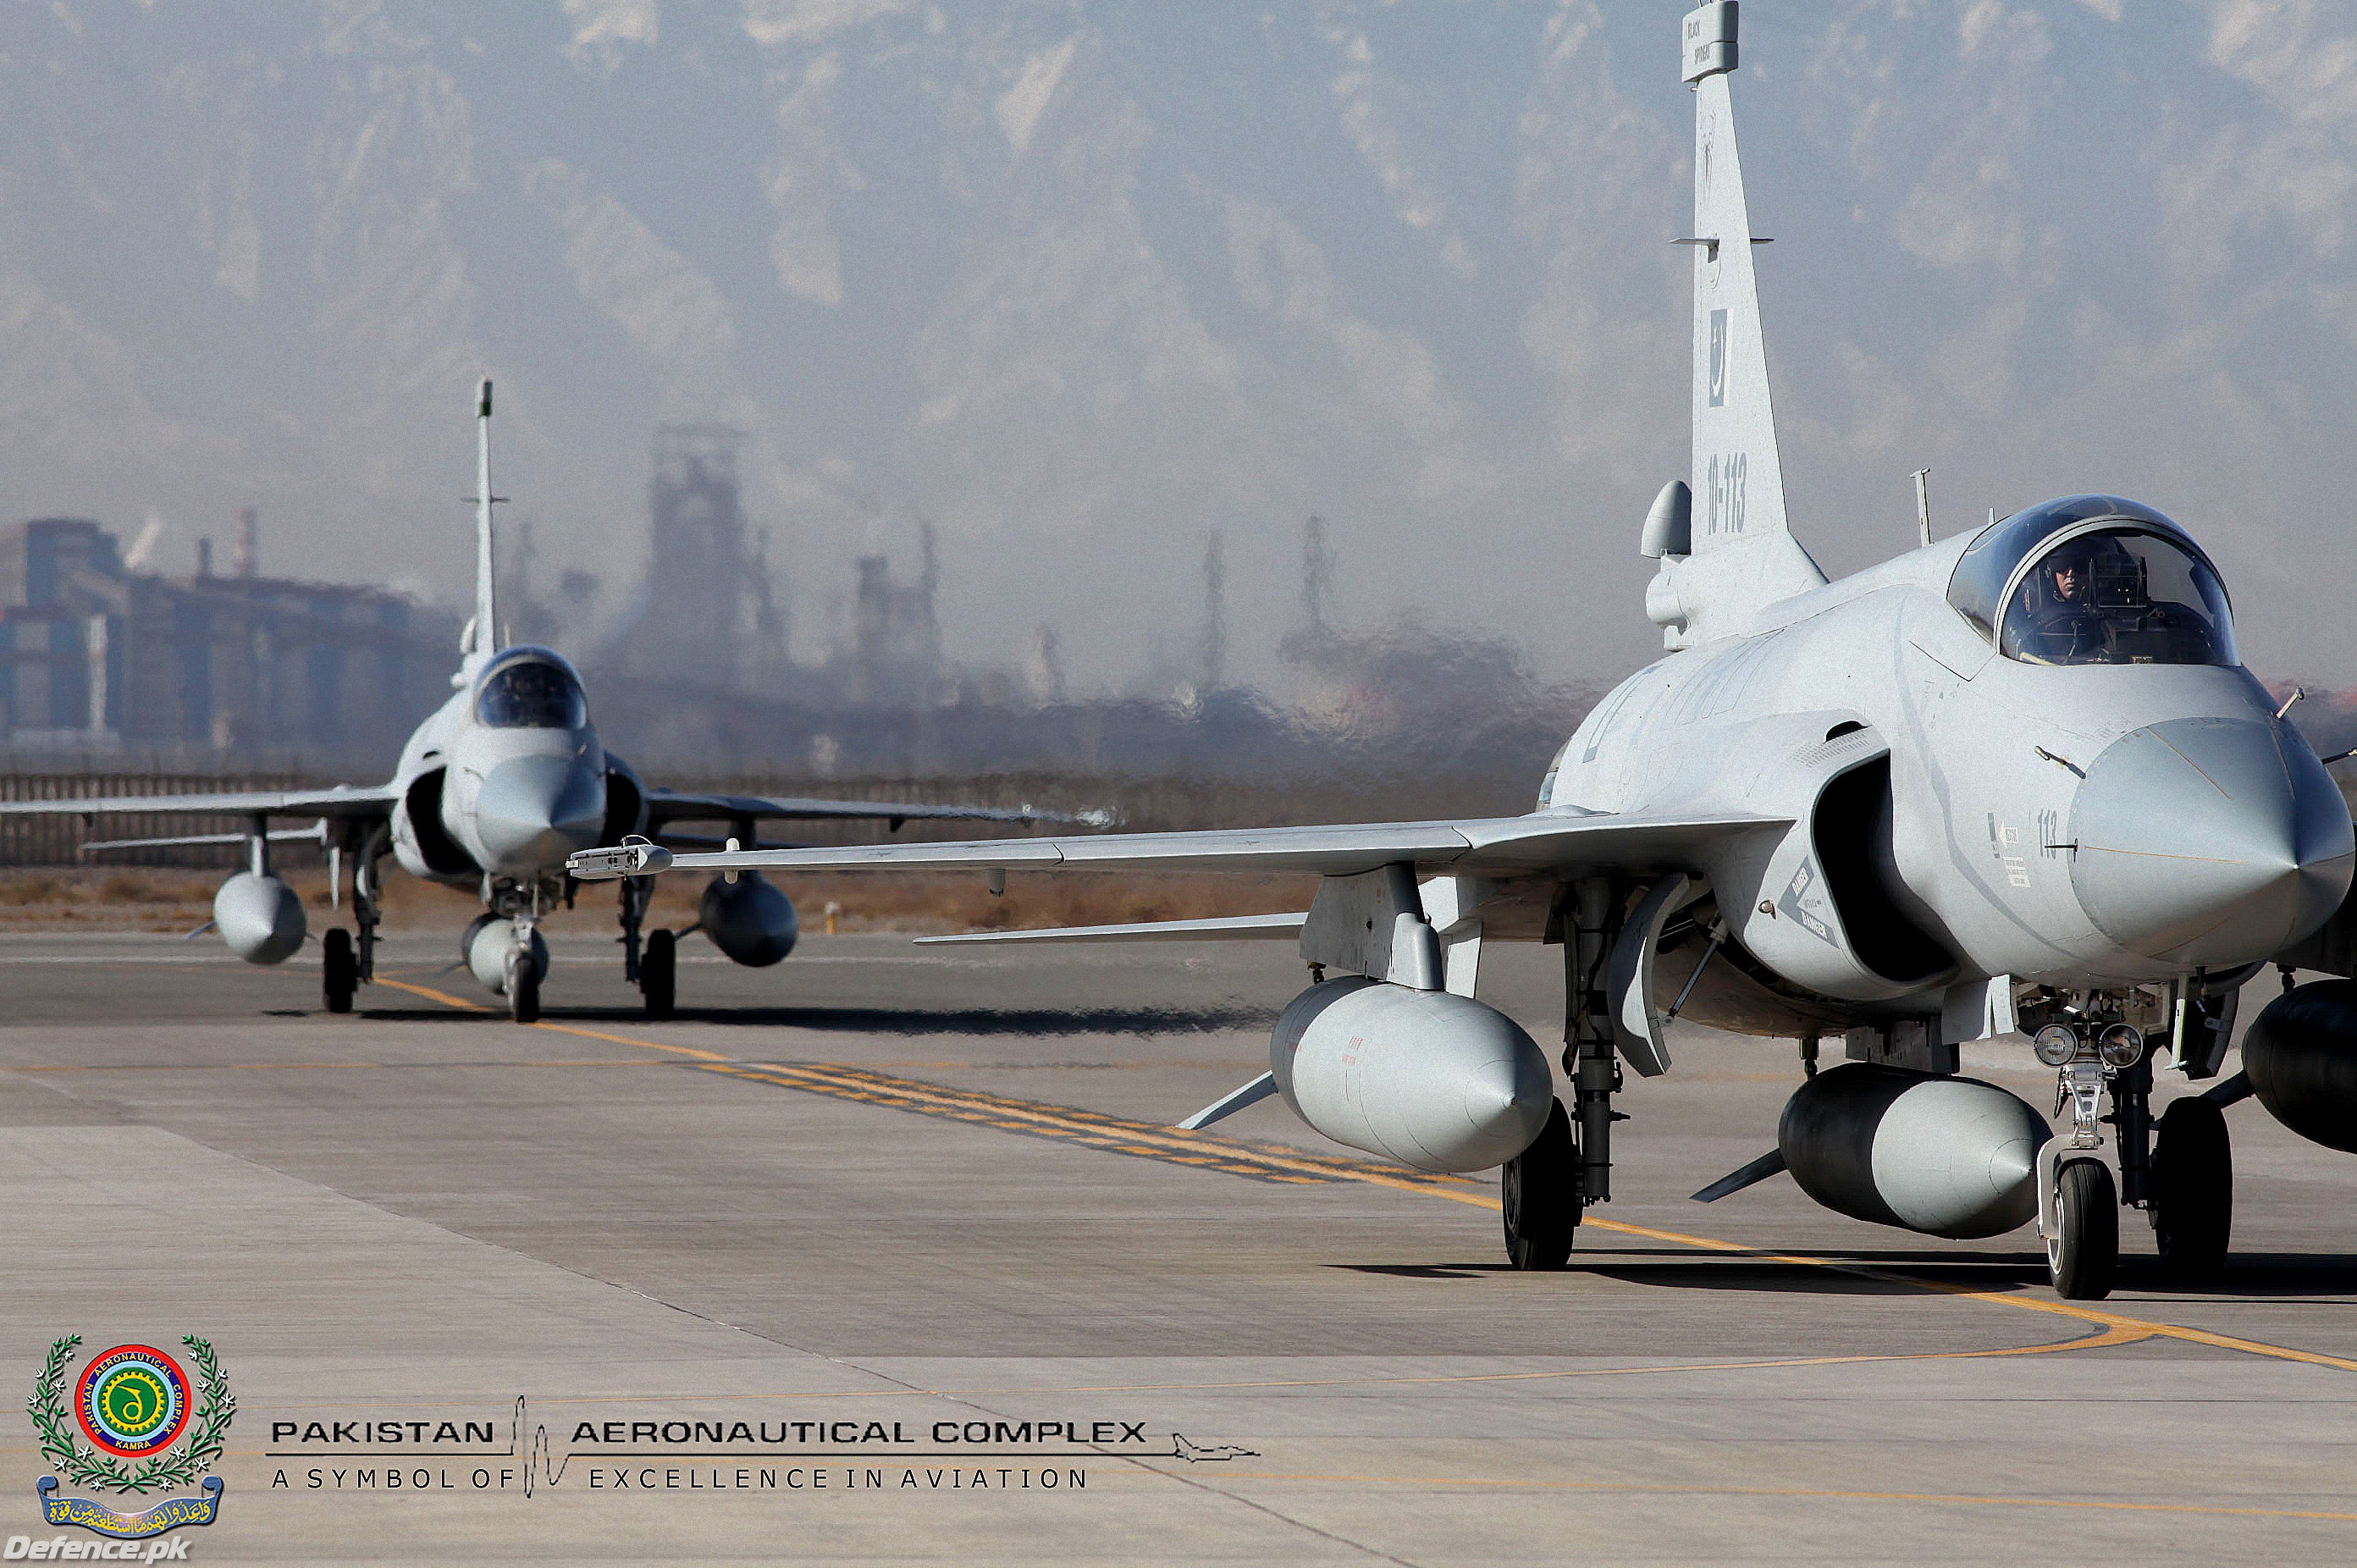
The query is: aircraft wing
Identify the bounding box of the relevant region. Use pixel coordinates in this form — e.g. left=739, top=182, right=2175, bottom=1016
left=641, top=790, right=1108, bottom=831
left=572, top=808, right=1788, bottom=881
left=0, top=783, right=401, bottom=821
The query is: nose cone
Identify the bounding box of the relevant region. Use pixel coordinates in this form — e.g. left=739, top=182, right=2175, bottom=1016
left=2071, top=718, right=2354, bottom=967
left=474, top=754, right=607, bottom=873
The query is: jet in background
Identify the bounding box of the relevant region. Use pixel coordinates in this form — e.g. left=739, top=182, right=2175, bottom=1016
left=577, top=3, right=2357, bottom=1300
left=2, top=382, right=1088, bottom=1023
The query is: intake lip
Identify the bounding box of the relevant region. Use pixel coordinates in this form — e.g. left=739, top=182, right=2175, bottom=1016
left=2069, top=718, right=2353, bottom=967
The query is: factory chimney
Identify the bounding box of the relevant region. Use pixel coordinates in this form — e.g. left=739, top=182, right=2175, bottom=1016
left=1201, top=530, right=1227, bottom=692
left=235, top=508, right=259, bottom=579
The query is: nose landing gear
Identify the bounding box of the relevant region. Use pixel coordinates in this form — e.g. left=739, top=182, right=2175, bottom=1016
left=2029, top=988, right=2240, bottom=1300
left=483, top=877, right=553, bottom=1024
left=2032, top=1012, right=2151, bottom=1300
left=2037, top=1042, right=2121, bottom=1300
left=505, top=905, right=543, bottom=1024
left=505, top=943, right=541, bottom=1024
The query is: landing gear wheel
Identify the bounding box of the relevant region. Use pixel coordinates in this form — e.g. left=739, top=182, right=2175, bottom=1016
left=1501, top=1098, right=1580, bottom=1271
left=642, top=929, right=676, bottom=1020
left=2151, top=1097, right=2232, bottom=1279
left=2047, top=1158, right=2118, bottom=1301
left=507, top=955, right=541, bottom=1024
left=322, top=928, right=357, bottom=1014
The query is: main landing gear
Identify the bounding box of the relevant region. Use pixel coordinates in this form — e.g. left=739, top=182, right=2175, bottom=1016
left=616, top=874, right=674, bottom=1019
left=2150, top=1096, right=2232, bottom=1276
left=323, top=929, right=358, bottom=1014
left=322, top=827, right=387, bottom=1016
left=642, top=929, right=676, bottom=1020
left=1502, top=1100, right=1581, bottom=1269
left=1504, top=881, right=1620, bottom=1271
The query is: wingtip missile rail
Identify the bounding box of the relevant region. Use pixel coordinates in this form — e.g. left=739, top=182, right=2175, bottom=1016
left=570, top=838, right=673, bottom=881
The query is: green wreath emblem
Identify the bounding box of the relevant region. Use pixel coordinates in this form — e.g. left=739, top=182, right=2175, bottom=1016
left=27, top=1336, right=235, bottom=1496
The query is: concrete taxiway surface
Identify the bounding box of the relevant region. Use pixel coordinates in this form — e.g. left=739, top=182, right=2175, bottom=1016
left=0, top=929, right=2352, bottom=1565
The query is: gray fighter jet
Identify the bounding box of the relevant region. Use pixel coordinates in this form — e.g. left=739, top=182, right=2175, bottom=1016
left=576, top=3, right=2357, bottom=1300
left=1, top=382, right=1081, bottom=1024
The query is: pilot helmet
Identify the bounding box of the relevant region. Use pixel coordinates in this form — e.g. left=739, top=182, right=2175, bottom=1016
left=2045, top=535, right=2101, bottom=581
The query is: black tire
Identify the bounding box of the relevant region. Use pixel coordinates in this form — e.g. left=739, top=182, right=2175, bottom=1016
left=323, top=928, right=357, bottom=1015
left=2048, top=1158, right=2118, bottom=1301
left=508, top=957, right=541, bottom=1024
left=2151, top=1097, right=2232, bottom=1278
left=1501, top=1098, right=1581, bottom=1271
left=642, top=929, right=676, bottom=1020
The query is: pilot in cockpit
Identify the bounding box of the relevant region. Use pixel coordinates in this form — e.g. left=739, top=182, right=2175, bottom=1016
left=2018, top=537, right=2106, bottom=662
left=1951, top=500, right=2238, bottom=670
left=2041, top=545, right=2091, bottom=613
left=2007, top=530, right=2222, bottom=667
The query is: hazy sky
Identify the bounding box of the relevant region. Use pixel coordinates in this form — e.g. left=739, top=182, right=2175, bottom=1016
left=0, top=0, right=2351, bottom=693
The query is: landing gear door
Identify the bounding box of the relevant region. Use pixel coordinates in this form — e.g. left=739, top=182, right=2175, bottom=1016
left=1609, top=874, right=1694, bottom=1078
left=2171, top=977, right=2244, bottom=1080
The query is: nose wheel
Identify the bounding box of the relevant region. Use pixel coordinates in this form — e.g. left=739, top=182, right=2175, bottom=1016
left=506, top=951, right=541, bottom=1024
left=505, top=907, right=542, bottom=1024
left=2045, top=1157, right=2119, bottom=1300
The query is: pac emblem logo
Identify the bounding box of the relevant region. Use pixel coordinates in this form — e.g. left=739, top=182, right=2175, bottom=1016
left=27, top=1336, right=235, bottom=1538
left=1708, top=308, right=1729, bottom=406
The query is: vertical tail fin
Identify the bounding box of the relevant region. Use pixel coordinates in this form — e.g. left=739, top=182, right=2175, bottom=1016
left=472, top=378, right=500, bottom=664
left=1647, top=3, right=1823, bottom=648
left=1685, top=2, right=1789, bottom=549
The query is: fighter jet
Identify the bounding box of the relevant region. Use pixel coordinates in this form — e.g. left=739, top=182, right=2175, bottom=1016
left=576, top=3, right=2357, bottom=1300
left=2, top=381, right=1085, bottom=1024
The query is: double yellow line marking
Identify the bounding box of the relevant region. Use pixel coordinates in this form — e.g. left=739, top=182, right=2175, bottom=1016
left=373, top=975, right=2357, bottom=1377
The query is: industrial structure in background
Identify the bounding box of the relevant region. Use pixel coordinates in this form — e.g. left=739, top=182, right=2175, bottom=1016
left=0, top=421, right=1594, bottom=799
left=844, top=524, right=946, bottom=707
left=600, top=426, right=788, bottom=696
left=0, top=514, right=457, bottom=765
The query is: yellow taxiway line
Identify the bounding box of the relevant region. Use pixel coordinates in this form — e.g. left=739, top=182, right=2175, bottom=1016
left=372, top=974, right=2357, bottom=1377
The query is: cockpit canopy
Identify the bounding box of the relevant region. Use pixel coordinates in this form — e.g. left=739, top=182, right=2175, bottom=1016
left=1946, top=495, right=2237, bottom=668
left=476, top=649, right=588, bottom=730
